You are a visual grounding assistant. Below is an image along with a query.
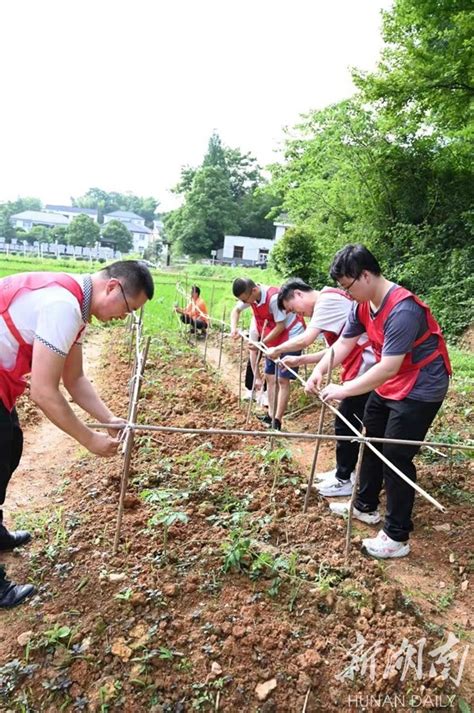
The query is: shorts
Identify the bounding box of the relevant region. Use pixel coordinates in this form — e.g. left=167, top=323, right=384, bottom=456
left=264, top=351, right=302, bottom=380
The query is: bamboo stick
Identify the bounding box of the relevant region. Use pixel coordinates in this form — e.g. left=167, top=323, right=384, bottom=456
left=217, top=305, right=226, bottom=369
left=303, top=349, right=334, bottom=513
left=345, top=428, right=367, bottom=563
left=238, top=335, right=244, bottom=407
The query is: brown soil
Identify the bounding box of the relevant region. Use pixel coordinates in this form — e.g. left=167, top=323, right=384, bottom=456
left=0, top=327, right=471, bottom=712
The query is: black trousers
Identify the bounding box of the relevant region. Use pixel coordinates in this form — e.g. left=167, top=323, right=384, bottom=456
left=335, top=392, right=371, bottom=481
left=0, top=401, right=23, bottom=507
left=354, top=392, right=443, bottom=542
left=180, top=315, right=207, bottom=331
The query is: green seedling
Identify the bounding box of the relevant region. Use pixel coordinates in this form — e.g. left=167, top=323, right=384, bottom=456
left=115, top=587, right=133, bottom=601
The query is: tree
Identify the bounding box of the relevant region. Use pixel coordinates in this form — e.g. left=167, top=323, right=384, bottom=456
left=168, top=132, right=280, bottom=256
left=101, top=220, right=133, bottom=252
left=270, top=227, right=325, bottom=285
left=0, top=197, right=42, bottom=240
left=66, top=214, right=100, bottom=247
left=353, top=0, right=473, bottom=135
left=167, top=166, right=240, bottom=258
left=73, top=188, right=158, bottom=227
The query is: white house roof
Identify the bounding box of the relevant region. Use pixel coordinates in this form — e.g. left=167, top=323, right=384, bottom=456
left=106, top=210, right=143, bottom=220
left=10, top=210, right=69, bottom=225
left=45, top=204, right=97, bottom=216
left=127, top=223, right=152, bottom=234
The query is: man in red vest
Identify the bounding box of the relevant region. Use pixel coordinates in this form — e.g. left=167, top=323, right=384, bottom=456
left=0, top=260, right=154, bottom=606
left=306, top=245, right=451, bottom=558
left=230, top=278, right=305, bottom=430
left=266, top=278, right=375, bottom=497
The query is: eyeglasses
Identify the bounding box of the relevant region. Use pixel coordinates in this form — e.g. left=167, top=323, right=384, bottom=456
left=338, top=276, right=358, bottom=293
left=117, top=282, right=133, bottom=314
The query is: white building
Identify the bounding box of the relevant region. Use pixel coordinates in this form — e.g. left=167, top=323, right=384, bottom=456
left=10, top=210, right=70, bottom=231
left=45, top=205, right=98, bottom=222
left=218, top=235, right=274, bottom=266
left=103, top=211, right=152, bottom=255
left=217, top=215, right=293, bottom=266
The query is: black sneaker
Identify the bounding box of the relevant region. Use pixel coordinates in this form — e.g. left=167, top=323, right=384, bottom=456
left=258, top=414, right=273, bottom=427
left=272, top=418, right=282, bottom=431
left=0, top=524, right=31, bottom=551
left=0, top=579, right=36, bottom=608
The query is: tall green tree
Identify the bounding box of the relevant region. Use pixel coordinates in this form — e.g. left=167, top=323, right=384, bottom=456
left=66, top=214, right=100, bottom=247
left=73, top=188, right=158, bottom=227
left=101, top=220, right=133, bottom=252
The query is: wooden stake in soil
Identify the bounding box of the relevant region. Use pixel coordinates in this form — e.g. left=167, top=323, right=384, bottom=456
left=345, top=427, right=366, bottom=563
left=303, top=348, right=334, bottom=513
left=217, top=305, right=226, bottom=370
left=238, top=335, right=244, bottom=407
left=270, top=365, right=280, bottom=450
left=208, top=282, right=216, bottom=328
left=245, top=320, right=267, bottom=426
left=113, top=336, right=150, bottom=554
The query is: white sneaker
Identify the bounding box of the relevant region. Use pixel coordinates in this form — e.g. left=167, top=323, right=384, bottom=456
left=317, top=477, right=353, bottom=497
left=329, top=501, right=381, bottom=525
left=362, top=530, right=410, bottom=559
left=243, top=389, right=254, bottom=401
left=315, top=468, right=337, bottom=482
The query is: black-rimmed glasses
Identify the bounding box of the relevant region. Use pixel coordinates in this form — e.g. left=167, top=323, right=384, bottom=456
left=118, top=282, right=133, bottom=314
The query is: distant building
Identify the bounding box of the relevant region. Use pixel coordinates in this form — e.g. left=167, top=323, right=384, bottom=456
left=10, top=210, right=70, bottom=231
left=45, top=205, right=99, bottom=222
left=217, top=215, right=293, bottom=266
left=103, top=211, right=152, bottom=255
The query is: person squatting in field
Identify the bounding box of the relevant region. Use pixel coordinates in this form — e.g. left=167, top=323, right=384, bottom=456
left=174, top=285, right=209, bottom=337
left=0, top=260, right=154, bottom=606
left=306, top=244, right=451, bottom=559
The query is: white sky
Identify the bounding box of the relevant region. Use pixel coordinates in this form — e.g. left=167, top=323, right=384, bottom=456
left=0, top=0, right=391, bottom=211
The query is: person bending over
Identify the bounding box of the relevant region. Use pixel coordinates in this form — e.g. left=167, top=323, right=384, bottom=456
left=0, top=260, right=154, bottom=606
left=230, top=278, right=305, bottom=430
left=266, top=278, right=375, bottom=497
left=306, top=244, right=451, bottom=559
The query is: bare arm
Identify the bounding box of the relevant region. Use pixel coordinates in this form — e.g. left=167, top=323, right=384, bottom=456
left=62, top=344, right=117, bottom=423
left=230, top=305, right=243, bottom=338
left=266, top=326, right=322, bottom=358
left=262, top=320, right=286, bottom=346
left=305, top=335, right=358, bottom=393
left=30, top=341, right=119, bottom=456
left=321, top=354, right=405, bottom=401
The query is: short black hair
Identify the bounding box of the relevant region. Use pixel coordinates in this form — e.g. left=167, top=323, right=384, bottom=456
left=232, top=277, right=256, bottom=298
left=330, top=244, right=381, bottom=282
left=191, top=285, right=201, bottom=297
left=277, top=278, right=313, bottom=311
left=101, top=260, right=154, bottom=300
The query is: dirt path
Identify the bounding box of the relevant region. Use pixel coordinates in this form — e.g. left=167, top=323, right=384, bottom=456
left=2, top=329, right=103, bottom=548
left=201, top=340, right=335, bottom=474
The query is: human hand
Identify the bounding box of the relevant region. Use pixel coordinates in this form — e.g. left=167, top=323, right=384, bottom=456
left=106, top=415, right=127, bottom=438
left=230, top=329, right=240, bottom=340
left=280, top=355, right=302, bottom=368
left=265, top=346, right=280, bottom=360
left=320, top=384, right=347, bottom=402
left=87, top=432, right=120, bottom=457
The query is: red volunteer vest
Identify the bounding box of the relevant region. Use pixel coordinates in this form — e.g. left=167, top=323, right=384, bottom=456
left=357, top=286, right=452, bottom=400
left=0, top=272, right=85, bottom=411
left=319, top=288, right=371, bottom=383
left=251, top=286, right=305, bottom=348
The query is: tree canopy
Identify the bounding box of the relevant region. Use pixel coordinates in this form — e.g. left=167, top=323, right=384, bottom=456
left=66, top=214, right=101, bottom=247
left=266, top=0, right=473, bottom=338
left=73, top=188, right=159, bottom=227
left=101, top=220, right=133, bottom=252
left=165, top=132, right=281, bottom=258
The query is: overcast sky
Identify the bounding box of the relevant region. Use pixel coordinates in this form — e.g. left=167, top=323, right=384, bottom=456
left=0, top=0, right=391, bottom=211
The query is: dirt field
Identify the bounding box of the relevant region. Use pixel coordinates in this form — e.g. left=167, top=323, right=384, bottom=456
left=0, top=326, right=471, bottom=712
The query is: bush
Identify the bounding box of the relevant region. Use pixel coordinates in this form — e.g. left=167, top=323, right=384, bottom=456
left=269, top=227, right=326, bottom=285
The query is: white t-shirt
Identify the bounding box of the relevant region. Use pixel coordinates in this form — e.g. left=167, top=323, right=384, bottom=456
left=238, top=285, right=304, bottom=339
left=0, top=273, right=92, bottom=371
left=309, top=287, right=375, bottom=376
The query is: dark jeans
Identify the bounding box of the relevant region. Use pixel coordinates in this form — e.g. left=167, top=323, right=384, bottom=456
left=355, top=392, right=443, bottom=542
left=335, top=392, right=371, bottom=481
left=180, top=315, right=207, bottom=331
left=0, top=401, right=23, bottom=507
